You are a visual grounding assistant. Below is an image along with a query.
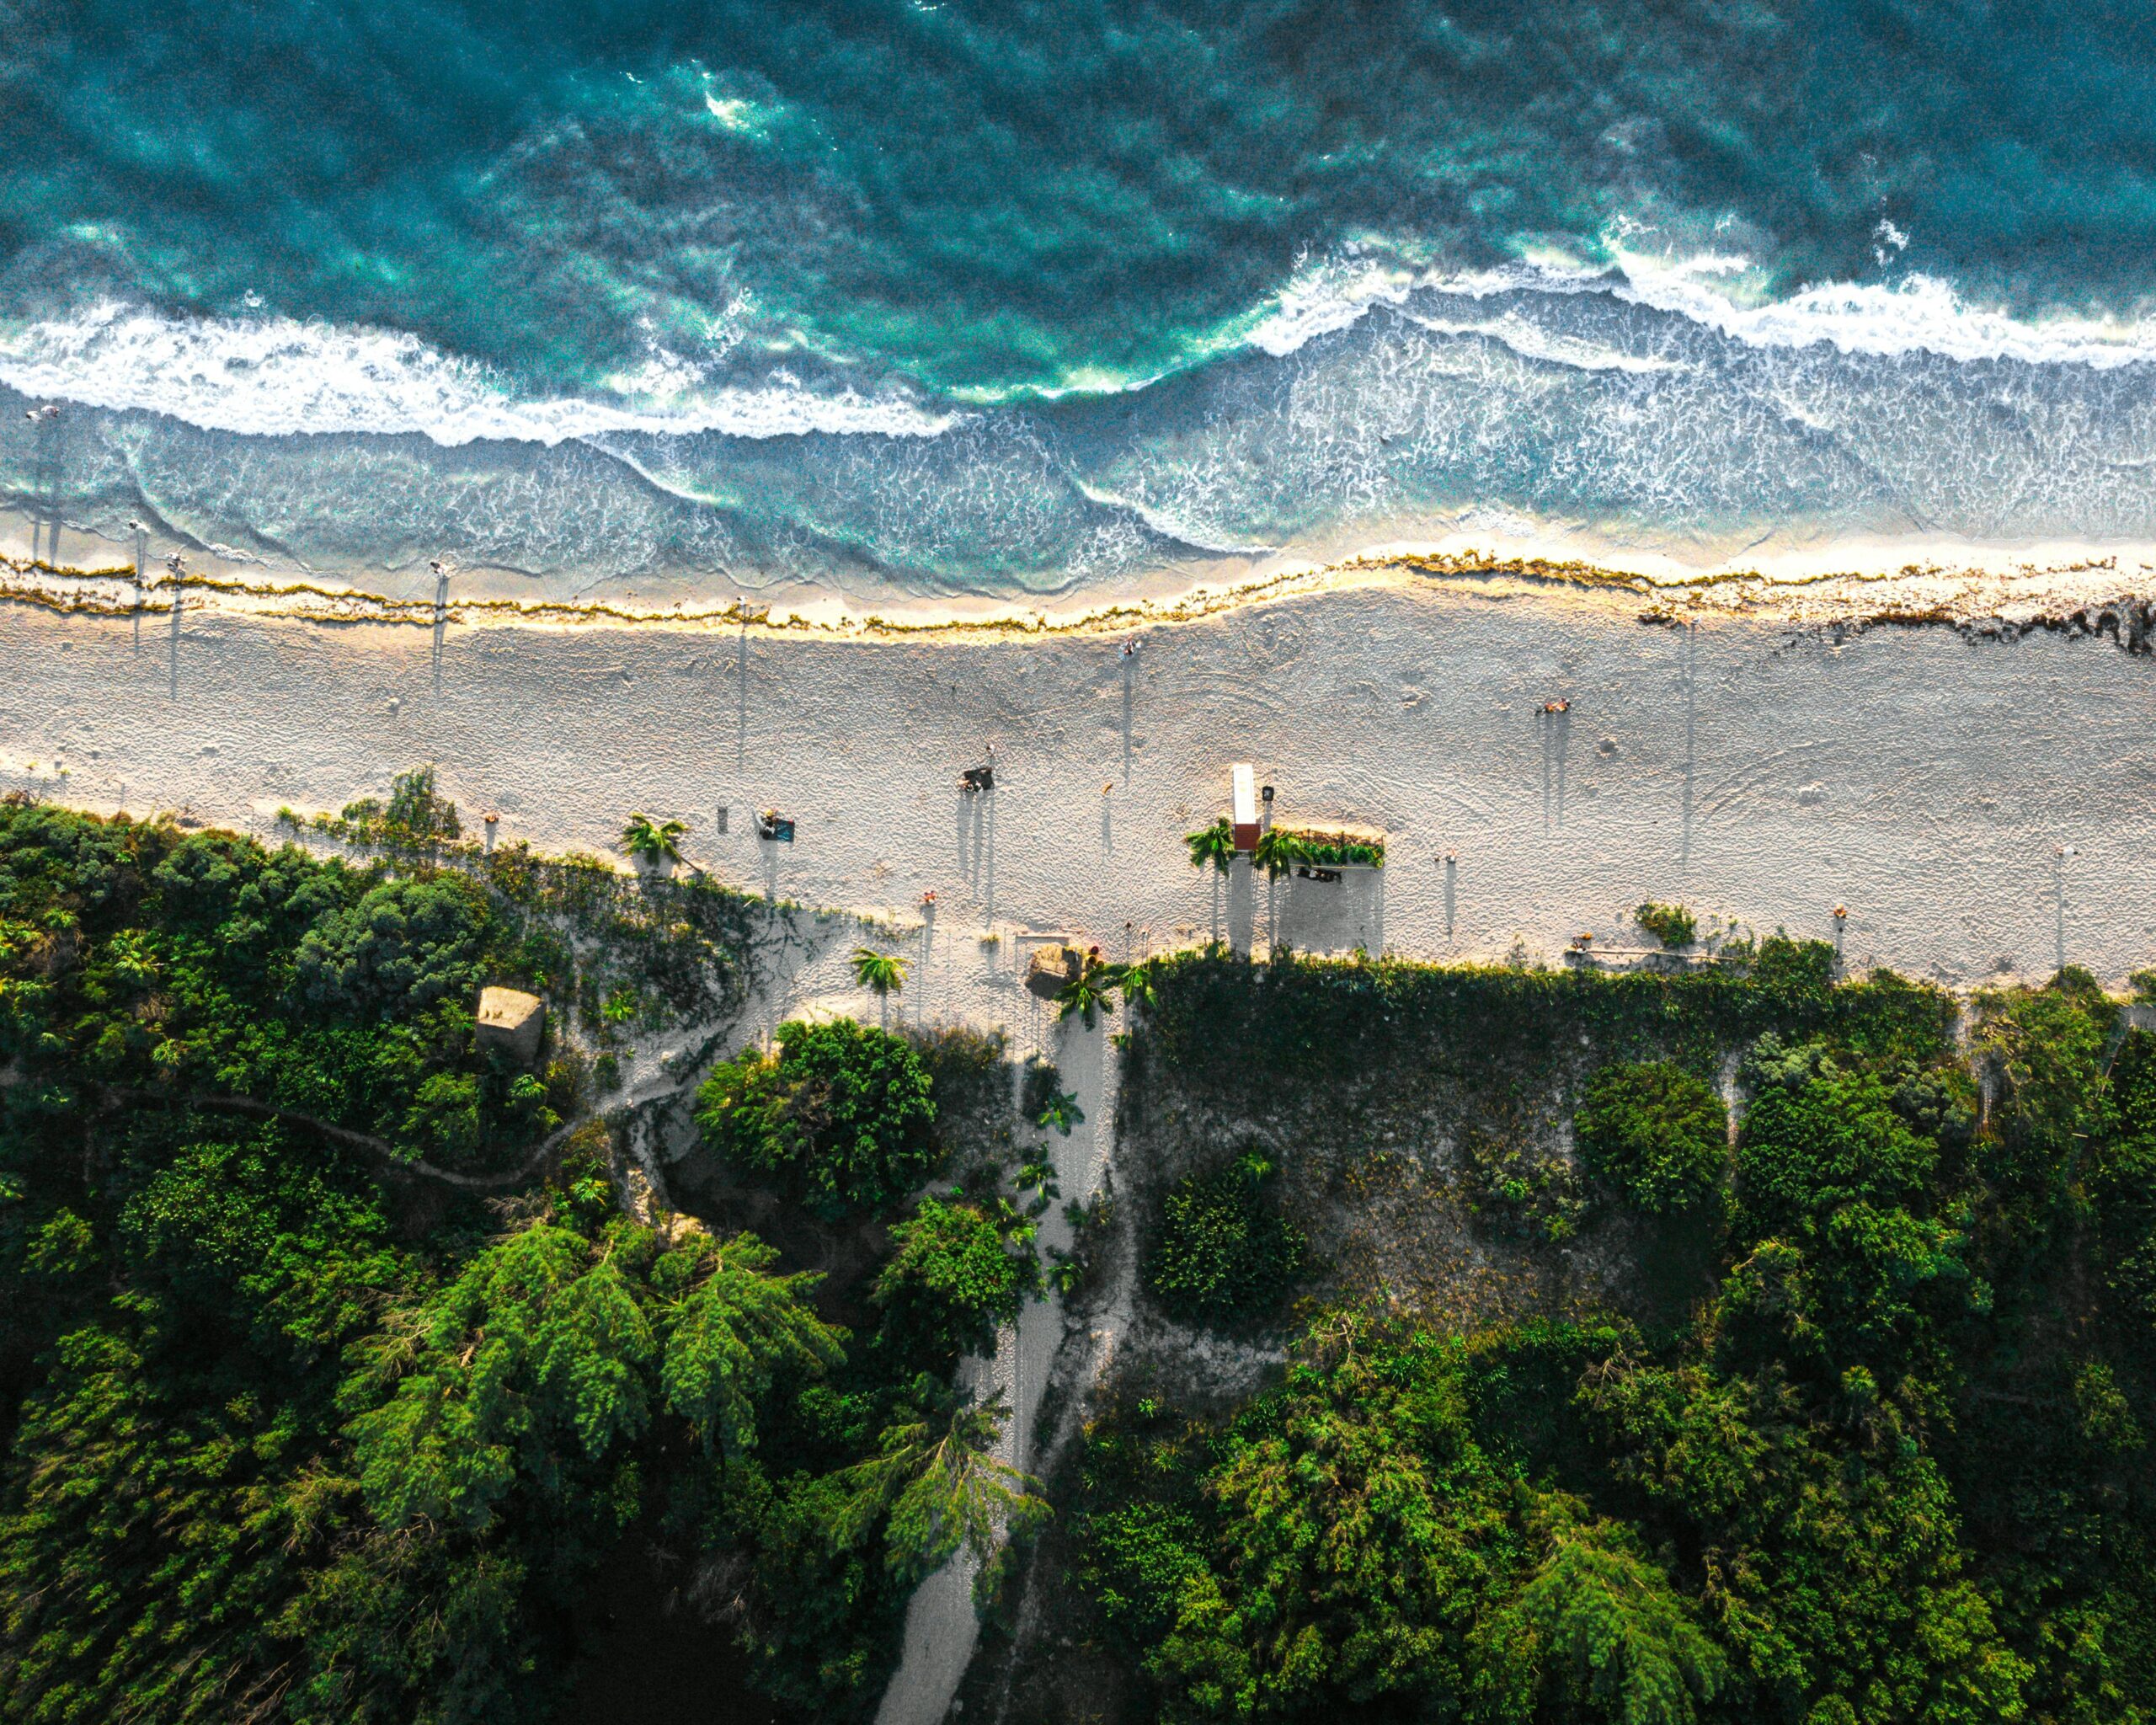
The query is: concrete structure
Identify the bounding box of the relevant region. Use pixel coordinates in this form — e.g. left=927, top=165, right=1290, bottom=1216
left=476, top=986, right=546, bottom=1062
left=1024, top=943, right=1082, bottom=1001
left=1230, top=762, right=1259, bottom=852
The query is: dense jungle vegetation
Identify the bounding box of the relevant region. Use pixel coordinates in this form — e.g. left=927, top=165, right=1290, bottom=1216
left=1065, top=948, right=2156, bottom=1725
left=3, top=795, right=2153, bottom=1725
left=0, top=797, right=1045, bottom=1725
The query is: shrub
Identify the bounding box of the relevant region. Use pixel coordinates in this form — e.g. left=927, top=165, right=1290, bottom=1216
left=1735, top=1044, right=1933, bottom=1240
left=330, top=765, right=463, bottom=845
left=1255, top=828, right=1385, bottom=873
left=1634, top=902, right=1696, bottom=949
left=1146, top=1152, right=1305, bottom=1322
left=695, top=1017, right=939, bottom=1217
left=1461, top=1126, right=1588, bottom=1242
left=1574, top=1060, right=1728, bottom=1214
left=290, top=875, right=494, bottom=1017
left=873, top=1198, right=1037, bottom=1360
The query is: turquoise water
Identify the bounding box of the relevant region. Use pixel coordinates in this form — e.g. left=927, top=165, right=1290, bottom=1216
left=5, top=0, right=2156, bottom=594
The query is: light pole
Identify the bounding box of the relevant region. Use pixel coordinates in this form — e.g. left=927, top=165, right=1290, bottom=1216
left=430, top=558, right=451, bottom=687
left=165, top=553, right=185, bottom=700
left=2052, top=845, right=2079, bottom=977
left=128, top=520, right=146, bottom=652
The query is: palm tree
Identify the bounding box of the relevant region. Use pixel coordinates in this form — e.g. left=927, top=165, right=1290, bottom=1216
left=1116, top=958, right=1157, bottom=1014
left=1054, top=948, right=1118, bottom=1028
left=1036, top=1087, right=1084, bottom=1135
left=851, top=945, right=910, bottom=1028
left=621, top=812, right=687, bottom=869
left=1185, top=817, right=1235, bottom=873
left=826, top=1390, right=1049, bottom=1599
left=1254, top=825, right=1307, bottom=878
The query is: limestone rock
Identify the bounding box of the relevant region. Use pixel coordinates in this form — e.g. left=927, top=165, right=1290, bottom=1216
left=1025, top=943, right=1082, bottom=1001
left=476, top=986, right=546, bottom=1062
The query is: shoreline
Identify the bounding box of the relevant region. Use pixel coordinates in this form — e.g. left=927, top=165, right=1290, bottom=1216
left=5, top=516, right=2156, bottom=645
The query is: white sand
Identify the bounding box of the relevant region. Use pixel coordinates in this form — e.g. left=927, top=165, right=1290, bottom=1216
left=3, top=577, right=2154, bottom=985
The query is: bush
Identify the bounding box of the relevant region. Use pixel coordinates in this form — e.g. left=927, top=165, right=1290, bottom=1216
left=1146, top=1153, right=1305, bottom=1322
left=1460, top=1126, right=1588, bottom=1242
left=1735, top=1044, right=1933, bottom=1241
left=1634, top=902, right=1696, bottom=949
left=695, top=1017, right=939, bottom=1217
left=291, top=875, right=494, bottom=1017
left=1573, top=1060, right=1728, bottom=1215
left=873, top=1198, right=1036, bottom=1360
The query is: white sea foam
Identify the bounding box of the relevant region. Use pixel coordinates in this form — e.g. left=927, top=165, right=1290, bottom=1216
left=1401, top=308, right=1690, bottom=375
left=1236, top=240, right=2156, bottom=372
left=1606, top=249, right=2156, bottom=369
left=1069, top=480, right=1278, bottom=556
left=0, top=302, right=958, bottom=444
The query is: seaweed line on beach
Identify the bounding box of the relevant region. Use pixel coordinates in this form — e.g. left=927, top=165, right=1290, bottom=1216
left=7, top=546, right=2156, bottom=649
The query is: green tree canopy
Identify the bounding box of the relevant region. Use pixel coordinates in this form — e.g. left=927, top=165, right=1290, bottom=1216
left=695, top=1017, right=940, bottom=1217
left=291, top=875, right=494, bottom=1017
left=656, top=1229, right=845, bottom=1458
left=873, top=1198, right=1037, bottom=1361
left=1735, top=1043, right=1936, bottom=1243
left=1574, top=1061, right=1729, bottom=1215
left=1147, top=1316, right=1524, bottom=1720
left=1147, top=1152, right=1305, bottom=1323
left=1581, top=1357, right=2032, bottom=1722
left=1473, top=1508, right=1726, bottom=1725
left=829, top=1391, right=1048, bottom=1596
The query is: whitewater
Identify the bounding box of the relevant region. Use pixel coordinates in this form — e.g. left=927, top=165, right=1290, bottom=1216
left=12, top=253, right=2156, bottom=449
left=8, top=248, right=2156, bottom=608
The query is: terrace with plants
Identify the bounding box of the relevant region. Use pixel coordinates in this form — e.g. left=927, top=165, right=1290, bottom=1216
left=1183, top=816, right=1387, bottom=873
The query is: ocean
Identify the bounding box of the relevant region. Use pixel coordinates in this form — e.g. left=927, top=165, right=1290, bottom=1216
left=5, top=0, right=2156, bottom=602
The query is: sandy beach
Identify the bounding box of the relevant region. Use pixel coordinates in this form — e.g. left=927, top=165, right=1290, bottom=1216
left=4, top=568, right=2153, bottom=988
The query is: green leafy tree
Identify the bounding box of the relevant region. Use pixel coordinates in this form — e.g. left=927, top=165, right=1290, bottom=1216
left=873, top=1199, right=1037, bottom=1360
left=1729, top=1044, right=1978, bottom=1396
left=1736, top=1041, right=1935, bottom=1242
left=291, top=875, right=494, bottom=1017
left=1974, top=971, right=2117, bottom=1231
left=1147, top=1152, right=1305, bottom=1322
left=695, top=1017, right=940, bottom=1217
left=1574, top=1060, right=1728, bottom=1215
left=1147, top=1316, right=1524, bottom=1720
left=1581, top=1357, right=2033, bottom=1723
left=344, top=1220, right=658, bottom=1535
left=829, top=1391, right=1049, bottom=1594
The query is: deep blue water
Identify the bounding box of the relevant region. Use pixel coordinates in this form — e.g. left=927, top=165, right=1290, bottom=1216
left=5, top=0, right=2156, bottom=595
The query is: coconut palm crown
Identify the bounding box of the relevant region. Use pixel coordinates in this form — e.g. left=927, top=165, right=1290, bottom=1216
left=851, top=946, right=910, bottom=1025
left=621, top=812, right=687, bottom=864
left=1185, top=817, right=1235, bottom=873
left=1054, top=948, right=1120, bottom=1028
